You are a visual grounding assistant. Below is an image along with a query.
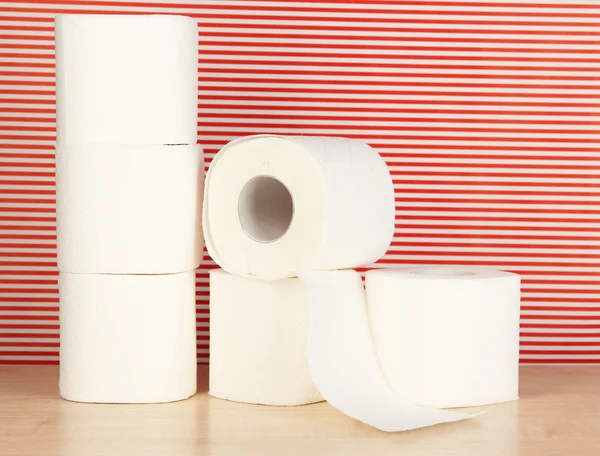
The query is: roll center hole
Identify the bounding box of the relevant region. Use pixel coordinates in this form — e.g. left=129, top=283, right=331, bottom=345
left=238, top=176, right=294, bottom=243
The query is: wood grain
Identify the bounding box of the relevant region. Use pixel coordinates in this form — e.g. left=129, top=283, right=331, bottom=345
left=0, top=365, right=598, bottom=456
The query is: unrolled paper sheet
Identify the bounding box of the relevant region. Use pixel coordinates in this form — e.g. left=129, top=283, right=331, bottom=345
left=55, top=143, right=203, bottom=274
left=54, top=14, right=198, bottom=144
left=298, top=270, right=475, bottom=432
left=59, top=272, right=197, bottom=403
left=209, top=269, right=323, bottom=406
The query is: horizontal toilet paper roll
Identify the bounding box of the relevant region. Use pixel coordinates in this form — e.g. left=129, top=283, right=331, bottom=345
left=209, top=269, right=323, bottom=406
left=56, top=143, right=203, bottom=274
left=299, top=270, right=475, bottom=432
left=203, top=135, right=395, bottom=280
left=366, top=267, right=521, bottom=408
left=55, top=14, right=198, bottom=144
left=59, top=271, right=197, bottom=403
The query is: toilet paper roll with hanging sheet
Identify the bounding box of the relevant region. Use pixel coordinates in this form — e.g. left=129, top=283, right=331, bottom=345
left=366, top=267, right=521, bottom=408
left=203, top=135, right=395, bottom=280
left=56, top=143, right=203, bottom=274
left=299, top=270, right=475, bottom=432
left=55, top=14, right=198, bottom=144
left=59, top=271, right=197, bottom=403
left=209, top=269, right=323, bottom=406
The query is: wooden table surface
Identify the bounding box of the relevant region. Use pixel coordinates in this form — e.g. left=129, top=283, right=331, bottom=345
left=0, top=365, right=598, bottom=456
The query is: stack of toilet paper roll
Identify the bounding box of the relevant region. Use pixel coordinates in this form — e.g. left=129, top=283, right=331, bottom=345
left=55, top=15, right=202, bottom=403
left=204, top=135, right=521, bottom=431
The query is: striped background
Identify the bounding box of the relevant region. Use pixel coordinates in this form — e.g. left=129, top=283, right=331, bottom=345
left=1, top=0, right=600, bottom=365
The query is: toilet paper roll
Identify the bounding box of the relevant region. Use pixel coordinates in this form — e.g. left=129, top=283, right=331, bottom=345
left=299, top=270, right=475, bottom=432
left=59, top=271, right=197, bottom=403
left=203, top=135, right=395, bottom=280
left=55, top=143, right=203, bottom=274
left=366, top=267, right=521, bottom=408
left=55, top=14, right=198, bottom=144
left=209, top=269, right=323, bottom=406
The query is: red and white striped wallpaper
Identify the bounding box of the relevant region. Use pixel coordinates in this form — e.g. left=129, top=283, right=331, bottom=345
left=1, top=0, right=600, bottom=365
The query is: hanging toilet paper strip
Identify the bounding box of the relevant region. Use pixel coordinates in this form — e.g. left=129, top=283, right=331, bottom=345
left=298, top=269, right=476, bottom=432
left=55, top=143, right=204, bottom=274
left=54, top=14, right=198, bottom=145
left=209, top=269, right=323, bottom=406
left=59, top=271, right=197, bottom=404
left=366, top=267, right=521, bottom=409
left=203, top=135, right=395, bottom=280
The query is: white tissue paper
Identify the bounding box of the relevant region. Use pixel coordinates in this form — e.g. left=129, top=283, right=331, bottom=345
left=209, top=269, right=323, bottom=406
left=203, top=135, right=395, bottom=280
left=366, top=267, right=521, bottom=408
left=59, top=271, right=197, bottom=403
left=55, top=143, right=203, bottom=274
left=298, top=270, right=475, bottom=432
left=54, top=14, right=198, bottom=144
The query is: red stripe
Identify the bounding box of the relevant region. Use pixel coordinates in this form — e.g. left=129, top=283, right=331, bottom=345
left=0, top=216, right=55, bottom=222
left=399, top=188, right=600, bottom=197
left=395, top=223, right=600, bottom=232
left=0, top=170, right=54, bottom=177
left=520, top=359, right=600, bottom=363
left=379, top=258, right=600, bottom=267
left=199, top=103, right=600, bottom=117
left=198, top=85, right=600, bottom=99
left=0, top=162, right=55, bottom=168
left=204, top=31, right=600, bottom=47
left=521, top=341, right=600, bottom=346
left=521, top=350, right=600, bottom=355
left=200, top=41, right=600, bottom=55
left=0, top=35, right=54, bottom=42
left=0, top=107, right=55, bottom=114
left=395, top=179, right=600, bottom=188
left=397, top=206, right=600, bottom=215
left=0, top=271, right=57, bottom=276
left=0, top=360, right=58, bottom=364
left=397, top=197, right=600, bottom=206
left=521, top=332, right=600, bottom=338
left=0, top=341, right=58, bottom=347
left=201, top=93, right=600, bottom=107
left=200, top=49, right=600, bottom=63
left=0, top=243, right=55, bottom=248
left=394, top=232, right=600, bottom=242
left=522, top=298, right=600, bottom=304
left=0, top=260, right=56, bottom=266
left=392, top=250, right=600, bottom=260
left=0, top=305, right=57, bottom=311
left=0, top=25, right=53, bottom=32
left=202, top=112, right=600, bottom=128
left=0, top=324, right=58, bottom=329
left=0, top=350, right=57, bottom=356
left=2, top=43, right=54, bottom=50
left=201, top=58, right=600, bottom=73
left=521, top=323, right=600, bottom=329
left=390, top=241, right=600, bottom=250
left=0, top=332, right=56, bottom=338
left=0, top=298, right=57, bottom=304
left=202, top=131, right=600, bottom=144
left=396, top=214, right=600, bottom=223
left=199, top=121, right=600, bottom=136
